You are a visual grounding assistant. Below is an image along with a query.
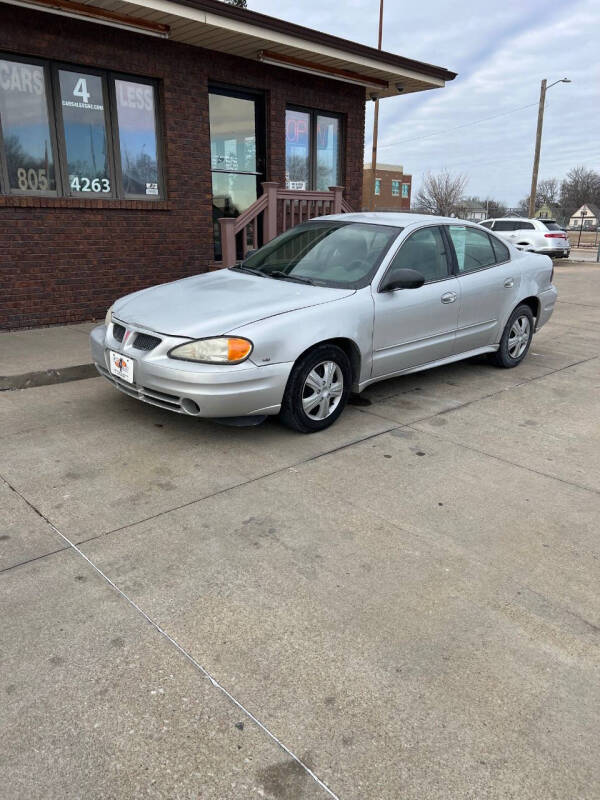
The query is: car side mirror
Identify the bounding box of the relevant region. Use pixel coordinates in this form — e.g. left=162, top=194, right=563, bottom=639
left=380, top=268, right=425, bottom=292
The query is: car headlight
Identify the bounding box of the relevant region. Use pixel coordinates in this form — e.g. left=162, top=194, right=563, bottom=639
left=168, top=337, right=253, bottom=364
left=104, top=305, right=114, bottom=327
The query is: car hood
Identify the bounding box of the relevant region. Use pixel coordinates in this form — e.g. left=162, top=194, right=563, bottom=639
left=113, top=269, right=355, bottom=338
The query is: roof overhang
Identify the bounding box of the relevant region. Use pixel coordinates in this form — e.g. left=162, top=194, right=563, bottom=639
left=4, top=0, right=457, bottom=98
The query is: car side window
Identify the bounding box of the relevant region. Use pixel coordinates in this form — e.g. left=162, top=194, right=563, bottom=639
left=447, top=225, right=497, bottom=273
left=387, top=226, right=450, bottom=283
left=516, top=222, right=535, bottom=230
left=489, top=234, right=510, bottom=263
left=480, top=221, right=493, bottom=229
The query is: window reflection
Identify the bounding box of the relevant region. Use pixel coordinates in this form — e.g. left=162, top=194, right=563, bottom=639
left=115, top=80, right=159, bottom=197
left=212, top=172, right=257, bottom=260
left=59, top=70, right=110, bottom=194
left=209, top=94, right=256, bottom=173
left=316, top=115, right=338, bottom=190
left=0, top=59, right=56, bottom=192
left=285, top=109, right=310, bottom=189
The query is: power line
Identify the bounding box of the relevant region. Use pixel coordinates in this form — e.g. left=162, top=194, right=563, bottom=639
left=377, top=99, right=542, bottom=149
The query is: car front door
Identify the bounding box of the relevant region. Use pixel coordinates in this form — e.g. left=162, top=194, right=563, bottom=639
left=371, top=225, right=459, bottom=378
left=446, top=224, right=520, bottom=353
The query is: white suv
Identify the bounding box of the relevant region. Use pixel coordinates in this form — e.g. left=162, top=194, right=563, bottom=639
left=480, top=218, right=570, bottom=258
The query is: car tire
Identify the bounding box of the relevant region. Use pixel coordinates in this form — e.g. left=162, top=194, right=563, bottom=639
left=279, top=344, right=352, bottom=433
left=490, top=304, right=534, bottom=369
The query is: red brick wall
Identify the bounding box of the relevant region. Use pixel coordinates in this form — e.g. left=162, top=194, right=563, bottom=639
left=362, top=169, right=411, bottom=211
left=0, top=6, right=365, bottom=328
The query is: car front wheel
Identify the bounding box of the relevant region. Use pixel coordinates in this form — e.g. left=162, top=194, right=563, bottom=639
left=279, top=344, right=351, bottom=433
left=491, top=304, right=534, bottom=368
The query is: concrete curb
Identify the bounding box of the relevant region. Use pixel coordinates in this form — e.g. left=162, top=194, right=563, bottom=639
left=0, top=363, right=98, bottom=391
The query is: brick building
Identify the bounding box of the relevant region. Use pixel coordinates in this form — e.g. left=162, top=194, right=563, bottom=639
left=0, top=0, right=455, bottom=328
left=362, top=163, right=412, bottom=211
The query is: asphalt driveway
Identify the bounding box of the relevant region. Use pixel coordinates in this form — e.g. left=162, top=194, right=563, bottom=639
left=1, top=264, right=599, bottom=799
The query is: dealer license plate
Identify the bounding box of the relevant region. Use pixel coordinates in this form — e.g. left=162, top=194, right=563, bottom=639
left=109, top=351, right=134, bottom=384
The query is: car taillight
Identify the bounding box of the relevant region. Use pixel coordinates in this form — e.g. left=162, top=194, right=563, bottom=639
left=544, top=233, right=565, bottom=238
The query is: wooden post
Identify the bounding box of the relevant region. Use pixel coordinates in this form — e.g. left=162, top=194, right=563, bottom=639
left=529, top=79, right=546, bottom=219
left=329, top=186, right=344, bottom=214
left=219, top=217, right=237, bottom=267
left=262, top=181, right=279, bottom=244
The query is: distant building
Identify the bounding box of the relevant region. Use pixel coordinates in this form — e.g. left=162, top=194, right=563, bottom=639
left=568, top=203, right=600, bottom=229
left=456, top=199, right=486, bottom=222
left=535, top=203, right=556, bottom=220
left=362, top=163, right=411, bottom=211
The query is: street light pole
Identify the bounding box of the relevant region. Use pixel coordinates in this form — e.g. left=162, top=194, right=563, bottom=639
left=528, top=77, right=571, bottom=218
left=369, top=0, right=384, bottom=211
left=578, top=209, right=587, bottom=247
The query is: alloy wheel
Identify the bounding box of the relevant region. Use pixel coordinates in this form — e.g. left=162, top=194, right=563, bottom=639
left=508, top=315, right=531, bottom=359
left=301, top=361, right=344, bottom=420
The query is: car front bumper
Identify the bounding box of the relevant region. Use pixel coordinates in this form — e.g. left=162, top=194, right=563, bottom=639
left=90, top=324, right=292, bottom=418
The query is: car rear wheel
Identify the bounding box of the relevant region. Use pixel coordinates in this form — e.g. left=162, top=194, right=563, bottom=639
left=279, top=344, right=351, bottom=433
left=490, top=304, right=534, bottom=368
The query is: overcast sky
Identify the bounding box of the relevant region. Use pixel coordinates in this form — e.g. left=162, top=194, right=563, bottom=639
left=249, top=0, right=600, bottom=206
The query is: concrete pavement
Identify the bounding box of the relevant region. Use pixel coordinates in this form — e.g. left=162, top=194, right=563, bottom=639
left=1, top=263, right=599, bottom=799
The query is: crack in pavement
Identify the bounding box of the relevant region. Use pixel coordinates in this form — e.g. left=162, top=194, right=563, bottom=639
left=1, top=475, right=340, bottom=800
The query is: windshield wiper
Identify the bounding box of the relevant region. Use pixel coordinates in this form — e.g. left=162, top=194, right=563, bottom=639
left=229, top=264, right=266, bottom=277
left=268, top=271, right=315, bottom=285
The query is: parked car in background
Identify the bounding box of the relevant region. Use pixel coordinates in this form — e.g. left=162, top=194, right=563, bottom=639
left=91, top=213, right=557, bottom=433
left=480, top=217, right=570, bottom=258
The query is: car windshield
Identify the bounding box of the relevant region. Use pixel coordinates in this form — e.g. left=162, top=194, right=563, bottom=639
left=541, top=220, right=561, bottom=231
left=238, top=221, right=401, bottom=288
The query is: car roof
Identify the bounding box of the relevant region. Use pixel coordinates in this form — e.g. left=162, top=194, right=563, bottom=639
left=317, top=212, right=475, bottom=228
left=482, top=217, right=553, bottom=223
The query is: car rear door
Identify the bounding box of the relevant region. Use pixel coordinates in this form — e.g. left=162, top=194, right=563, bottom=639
left=446, top=224, right=520, bottom=353
left=371, top=225, right=459, bottom=378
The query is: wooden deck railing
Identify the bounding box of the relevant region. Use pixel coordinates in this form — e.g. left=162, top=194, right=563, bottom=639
left=217, top=182, right=353, bottom=268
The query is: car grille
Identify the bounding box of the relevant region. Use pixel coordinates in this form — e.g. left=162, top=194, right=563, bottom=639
left=113, top=323, right=126, bottom=342
left=96, top=363, right=183, bottom=413
left=133, top=332, right=162, bottom=351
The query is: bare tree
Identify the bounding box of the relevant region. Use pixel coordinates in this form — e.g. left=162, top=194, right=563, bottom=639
left=560, top=166, right=600, bottom=217
left=224, top=0, right=247, bottom=6
left=537, top=177, right=559, bottom=207
left=483, top=197, right=507, bottom=218
left=414, top=170, right=468, bottom=216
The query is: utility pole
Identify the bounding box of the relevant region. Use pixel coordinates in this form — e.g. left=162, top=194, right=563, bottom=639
left=369, top=0, right=384, bottom=211
left=528, top=77, right=571, bottom=219
left=528, top=79, right=546, bottom=218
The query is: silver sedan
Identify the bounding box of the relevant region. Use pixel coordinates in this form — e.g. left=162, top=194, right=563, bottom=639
left=91, top=213, right=557, bottom=432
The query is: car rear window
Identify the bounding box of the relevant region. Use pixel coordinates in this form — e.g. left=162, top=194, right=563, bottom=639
left=541, top=220, right=561, bottom=231
left=492, top=221, right=515, bottom=232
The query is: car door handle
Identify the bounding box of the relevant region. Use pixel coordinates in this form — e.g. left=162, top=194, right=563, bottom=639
left=504, top=278, right=514, bottom=288
left=441, top=292, right=457, bottom=304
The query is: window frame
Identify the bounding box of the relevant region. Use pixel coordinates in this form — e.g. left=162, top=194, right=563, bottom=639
left=377, top=223, right=453, bottom=292
left=374, top=177, right=381, bottom=196
left=0, top=51, right=165, bottom=201
left=0, top=53, right=63, bottom=197
left=401, top=182, right=410, bottom=199
left=285, top=104, right=344, bottom=191
left=445, top=223, right=511, bottom=275
left=391, top=179, right=399, bottom=196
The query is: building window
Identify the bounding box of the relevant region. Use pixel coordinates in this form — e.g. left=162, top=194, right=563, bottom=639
left=58, top=69, right=112, bottom=195
left=0, top=54, right=164, bottom=199
left=0, top=58, right=57, bottom=193
left=115, top=78, right=161, bottom=198
left=391, top=180, right=399, bottom=196
left=285, top=106, right=342, bottom=191
left=374, top=178, right=381, bottom=195
left=402, top=182, right=409, bottom=198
